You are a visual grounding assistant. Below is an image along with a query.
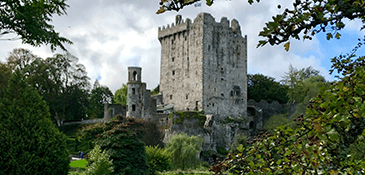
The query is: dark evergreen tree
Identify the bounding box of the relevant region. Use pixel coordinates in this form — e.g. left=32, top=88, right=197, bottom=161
left=0, top=71, right=70, bottom=174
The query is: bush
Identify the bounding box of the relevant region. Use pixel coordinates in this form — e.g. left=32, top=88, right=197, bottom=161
left=85, top=145, right=113, bottom=175
left=165, top=133, right=203, bottom=170
left=229, top=133, right=248, bottom=154
left=142, top=121, right=165, bottom=147
left=145, top=145, right=171, bottom=174
left=0, top=71, right=70, bottom=174
left=97, top=115, right=149, bottom=175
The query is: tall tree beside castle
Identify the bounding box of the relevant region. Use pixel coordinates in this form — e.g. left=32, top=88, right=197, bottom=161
left=5, top=48, right=91, bottom=124
left=247, top=74, right=289, bottom=104
left=88, top=79, right=114, bottom=118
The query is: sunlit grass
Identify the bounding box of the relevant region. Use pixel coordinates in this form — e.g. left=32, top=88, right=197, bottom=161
left=70, top=159, right=87, bottom=168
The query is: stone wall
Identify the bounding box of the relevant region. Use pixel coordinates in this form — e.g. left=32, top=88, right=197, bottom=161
left=62, top=118, right=104, bottom=125
left=247, top=99, right=297, bottom=122
left=103, top=104, right=126, bottom=121
left=162, top=112, right=253, bottom=152
left=158, top=13, right=247, bottom=118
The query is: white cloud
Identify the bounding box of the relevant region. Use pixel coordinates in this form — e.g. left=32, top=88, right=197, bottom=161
left=0, top=0, right=343, bottom=93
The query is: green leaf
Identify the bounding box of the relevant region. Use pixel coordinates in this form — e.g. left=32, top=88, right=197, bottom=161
left=328, top=129, right=339, bottom=142
left=237, top=144, right=244, bottom=152
left=206, top=0, right=213, bottom=6
left=335, top=32, right=341, bottom=39
left=276, top=159, right=282, bottom=165
left=326, top=33, right=333, bottom=40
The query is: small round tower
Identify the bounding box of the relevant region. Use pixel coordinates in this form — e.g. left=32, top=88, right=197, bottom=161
left=127, top=67, right=142, bottom=118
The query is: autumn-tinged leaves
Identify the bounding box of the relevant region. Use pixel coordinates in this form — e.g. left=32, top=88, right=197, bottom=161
left=157, top=0, right=212, bottom=14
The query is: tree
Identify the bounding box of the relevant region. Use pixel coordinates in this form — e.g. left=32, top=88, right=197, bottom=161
left=6, top=49, right=91, bottom=124
left=151, top=84, right=160, bottom=95
left=6, top=48, right=38, bottom=70
left=85, top=145, right=114, bottom=175
left=165, top=133, right=203, bottom=170
left=0, top=0, right=72, bottom=51
left=145, top=145, right=171, bottom=175
left=0, top=62, right=11, bottom=97
left=0, top=71, right=70, bottom=174
left=88, top=80, right=114, bottom=118
left=28, top=53, right=90, bottom=124
left=247, top=74, right=289, bottom=104
left=113, top=84, right=127, bottom=107
left=210, top=57, right=365, bottom=174
left=96, top=115, right=149, bottom=175
left=80, top=115, right=149, bottom=175
left=281, top=65, right=326, bottom=104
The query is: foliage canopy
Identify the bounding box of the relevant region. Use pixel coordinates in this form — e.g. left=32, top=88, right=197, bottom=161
left=0, top=71, right=70, bottom=174
left=0, top=0, right=72, bottom=51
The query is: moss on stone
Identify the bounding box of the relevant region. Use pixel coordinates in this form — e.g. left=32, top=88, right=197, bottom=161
left=171, top=111, right=206, bottom=126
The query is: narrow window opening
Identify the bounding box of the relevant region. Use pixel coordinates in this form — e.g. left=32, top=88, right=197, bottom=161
left=187, top=57, right=189, bottom=61
left=208, top=45, right=211, bottom=51
left=221, top=93, right=224, bottom=97
left=249, top=121, right=254, bottom=129
left=170, top=95, right=172, bottom=99
left=172, top=70, right=175, bottom=75
left=132, top=88, right=135, bottom=94
left=172, top=57, right=175, bottom=62
left=212, top=103, right=215, bottom=107
left=186, top=94, right=188, bottom=99
left=132, top=105, right=136, bottom=111
left=230, top=91, right=233, bottom=96
left=133, top=71, right=137, bottom=81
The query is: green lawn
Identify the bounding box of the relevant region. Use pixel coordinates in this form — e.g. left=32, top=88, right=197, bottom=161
left=70, top=159, right=87, bottom=168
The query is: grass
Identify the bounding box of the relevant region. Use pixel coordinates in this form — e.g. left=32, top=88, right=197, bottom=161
left=70, top=159, right=87, bottom=168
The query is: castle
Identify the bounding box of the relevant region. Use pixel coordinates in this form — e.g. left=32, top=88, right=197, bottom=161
left=106, top=13, right=260, bottom=151
left=126, top=13, right=248, bottom=119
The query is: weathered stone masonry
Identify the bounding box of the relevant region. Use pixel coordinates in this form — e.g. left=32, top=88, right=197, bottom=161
left=158, top=13, right=247, bottom=119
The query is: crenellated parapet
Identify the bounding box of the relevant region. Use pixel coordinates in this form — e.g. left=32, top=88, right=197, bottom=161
left=158, top=13, right=243, bottom=41
left=158, top=15, right=191, bottom=40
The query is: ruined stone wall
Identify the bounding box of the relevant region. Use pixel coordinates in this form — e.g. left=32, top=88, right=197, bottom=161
left=103, top=104, right=126, bottom=121
left=247, top=99, right=297, bottom=122
left=162, top=113, right=252, bottom=152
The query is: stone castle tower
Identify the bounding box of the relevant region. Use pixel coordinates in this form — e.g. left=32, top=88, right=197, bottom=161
left=158, top=13, right=247, bottom=118
left=126, top=67, right=156, bottom=119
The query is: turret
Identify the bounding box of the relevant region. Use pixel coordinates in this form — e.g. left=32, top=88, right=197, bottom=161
left=127, top=67, right=143, bottom=118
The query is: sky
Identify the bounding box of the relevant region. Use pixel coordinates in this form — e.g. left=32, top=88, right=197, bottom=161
left=0, top=0, right=364, bottom=93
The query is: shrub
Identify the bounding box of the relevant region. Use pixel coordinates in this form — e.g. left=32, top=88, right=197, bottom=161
left=85, top=145, right=113, bottom=175
left=145, top=145, right=171, bottom=174
left=142, top=121, right=165, bottom=147
left=97, top=115, right=149, bottom=175
left=165, top=133, right=203, bottom=170
left=0, top=71, right=70, bottom=174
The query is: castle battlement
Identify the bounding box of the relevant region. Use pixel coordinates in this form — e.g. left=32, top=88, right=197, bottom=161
left=158, top=13, right=242, bottom=40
